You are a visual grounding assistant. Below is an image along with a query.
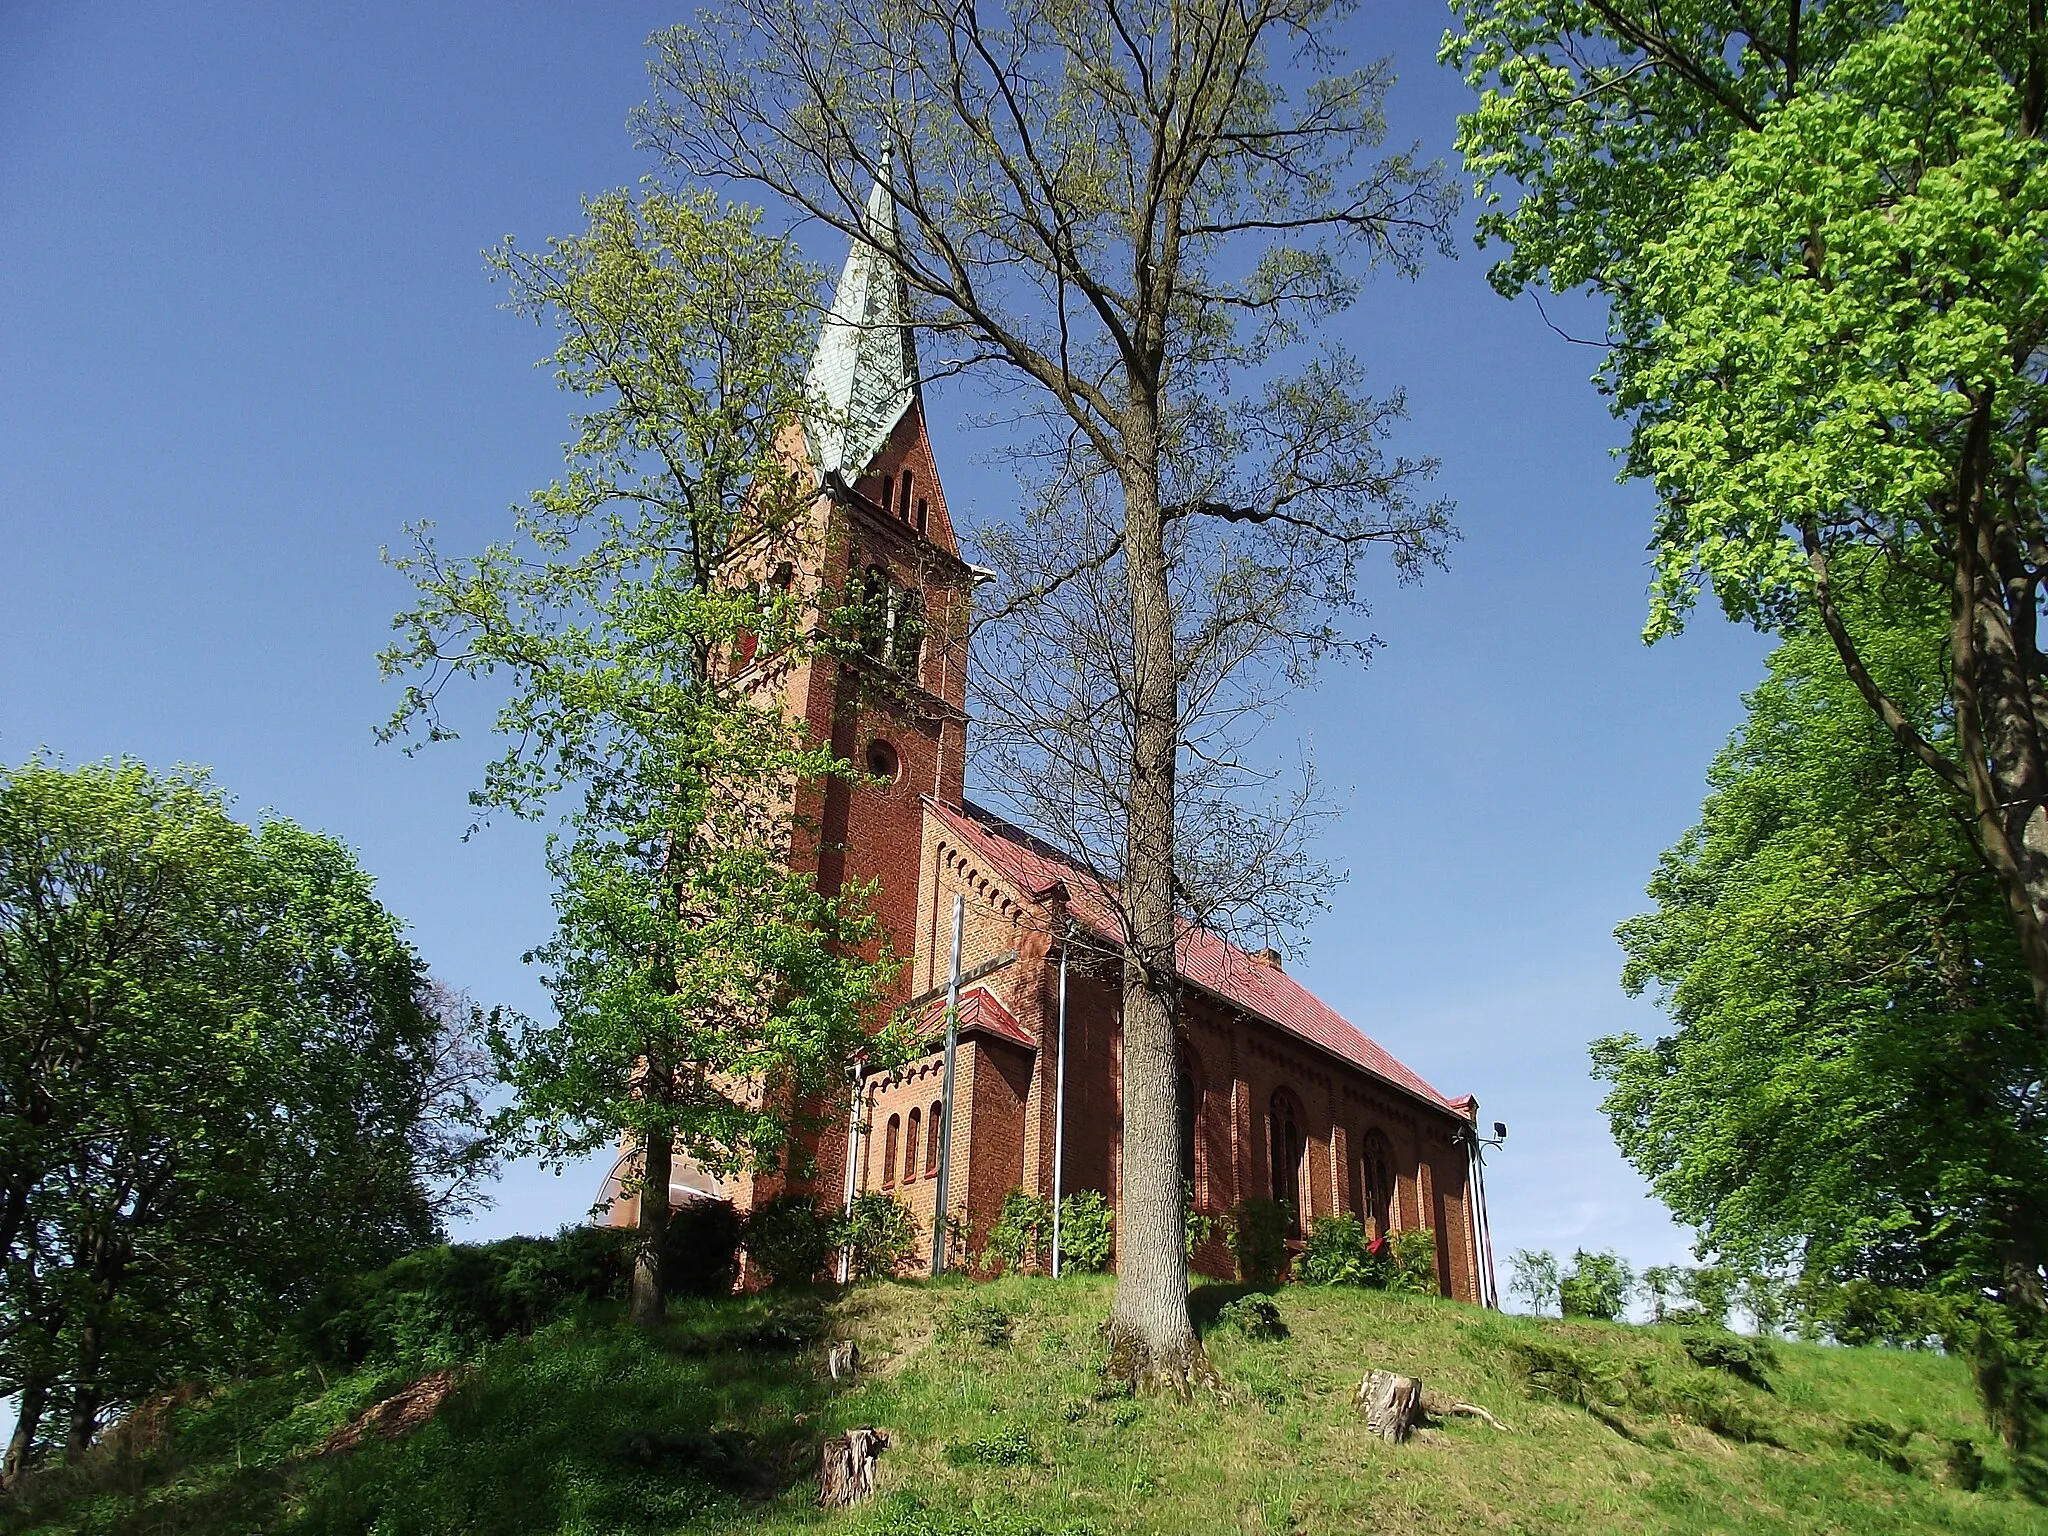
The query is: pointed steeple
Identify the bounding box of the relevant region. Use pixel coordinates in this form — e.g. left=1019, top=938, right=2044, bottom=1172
left=805, top=149, right=920, bottom=482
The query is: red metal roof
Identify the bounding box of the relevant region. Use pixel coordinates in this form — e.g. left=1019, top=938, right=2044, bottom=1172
left=908, top=985, right=1036, bottom=1052
left=929, top=799, right=1465, bottom=1117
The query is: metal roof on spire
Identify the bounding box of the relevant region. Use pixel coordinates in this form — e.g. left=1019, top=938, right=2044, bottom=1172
left=804, top=150, right=919, bottom=482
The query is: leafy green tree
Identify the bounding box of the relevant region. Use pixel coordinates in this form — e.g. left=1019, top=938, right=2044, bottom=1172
left=1639, top=1265, right=1683, bottom=1325
left=1678, top=1267, right=1738, bottom=1329
left=1446, top=0, right=2048, bottom=1051
left=0, top=759, right=450, bottom=1480
left=1559, top=1251, right=1634, bottom=1321
left=641, top=0, right=1457, bottom=1397
left=1509, top=1248, right=1562, bottom=1316
left=382, top=190, right=896, bottom=1326
left=1600, top=595, right=2048, bottom=1309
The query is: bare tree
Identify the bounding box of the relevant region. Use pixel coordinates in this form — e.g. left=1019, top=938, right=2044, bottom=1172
left=973, top=383, right=1448, bottom=952
left=414, top=981, right=503, bottom=1223
left=641, top=0, right=1456, bottom=1391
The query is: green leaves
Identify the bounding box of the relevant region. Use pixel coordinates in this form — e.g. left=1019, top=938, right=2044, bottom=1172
left=1602, top=589, right=2047, bottom=1294
left=0, top=757, right=445, bottom=1464
left=380, top=191, right=824, bottom=817
left=1624, top=7, right=2048, bottom=639
left=384, top=188, right=897, bottom=1248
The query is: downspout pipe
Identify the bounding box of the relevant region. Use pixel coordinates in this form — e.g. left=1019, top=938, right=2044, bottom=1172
left=931, top=894, right=964, bottom=1276
left=838, top=1059, right=866, bottom=1284
left=1050, top=922, right=1072, bottom=1277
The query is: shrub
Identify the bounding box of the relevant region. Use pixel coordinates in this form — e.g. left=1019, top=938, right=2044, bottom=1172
left=841, top=1193, right=917, bottom=1280
left=296, top=1225, right=632, bottom=1368
left=1056, top=1189, right=1114, bottom=1273
left=660, top=1199, right=744, bottom=1297
left=1184, top=1181, right=1221, bottom=1259
left=1229, top=1199, right=1293, bottom=1286
left=940, top=1293, right=1012, bottom=1347
left=1510, top=1338, right=1625, bottom=1415
left=1512, top=1337, right=1780, bottom=1446
left=1387, top=1229, right=1439, bottom=1295
left=743, top=1193, right=835, bottom=1286
left=1558, top=1249, right=1632, bottom=1320
left=1299, top=1213, right=1386, bottom=1287
left=1215, top=1295, right=1287, bottom=1340
left=1943, top=1295, right=2048, bottom=1459
left=1638, top=1264, right=1682, bottom=1323
left=1791, top=1277, right=1942, bottom=1347
left=987, top=1189, right=1054, bottom=1274
left=1682, top=1330, right=1776, bottom=1389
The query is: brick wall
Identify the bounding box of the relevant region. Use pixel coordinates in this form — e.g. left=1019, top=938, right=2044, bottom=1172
left=695, top=408, right=1490, bottom=1304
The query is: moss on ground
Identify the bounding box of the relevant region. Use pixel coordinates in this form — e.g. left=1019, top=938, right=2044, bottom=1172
left=5, top=1277, right=2043, bottom=1535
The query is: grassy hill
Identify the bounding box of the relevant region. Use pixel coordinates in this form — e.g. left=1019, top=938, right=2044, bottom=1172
left=7, top=1276, right=2044, bottom=1536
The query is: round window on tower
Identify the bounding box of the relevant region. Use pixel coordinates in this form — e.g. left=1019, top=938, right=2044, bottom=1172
left=866, top=738, right=900, bottom=783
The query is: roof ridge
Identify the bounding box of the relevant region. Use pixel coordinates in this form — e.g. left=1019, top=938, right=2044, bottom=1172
left=928, top=800, right=1462, bottom=1115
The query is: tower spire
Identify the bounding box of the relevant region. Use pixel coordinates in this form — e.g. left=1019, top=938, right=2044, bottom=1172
left=805, top=148, right=920, bottom=481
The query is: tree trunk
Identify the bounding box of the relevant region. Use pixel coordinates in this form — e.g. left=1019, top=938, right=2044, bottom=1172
left=65, top=1384, right=100, bottom=1464
left=65, top=1279, right=111, bottom=1462
left=1350, top=1370, right=1511, bottom=1439
left=1102, top=439, right=1211, bottom=1398
left=3, top=1373, right=49, bottom=1486
left=629, top=1132, right=671, bottom=1328
left=818, top=1426, right=887, bottom=1506
left=1943, top=400, right=2048, bottom=1041
left=1355, top=1370, right=1424, bottom=1442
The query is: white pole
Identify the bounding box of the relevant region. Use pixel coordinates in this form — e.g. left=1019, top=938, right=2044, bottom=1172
left=1050, top=926, right=1071, bottom=1277
left=838, top=1062, right=865, bottom=1285
left=931, top=894, right=964, bottom=1276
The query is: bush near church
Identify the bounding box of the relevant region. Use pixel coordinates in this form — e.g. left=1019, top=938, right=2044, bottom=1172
left=1230, top=1199, right=1295, bottom=1286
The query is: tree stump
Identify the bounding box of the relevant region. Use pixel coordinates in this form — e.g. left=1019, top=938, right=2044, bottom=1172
left=1355, top=1371, right=1425, bottom=1442
left=826, top=1339, right=860, bottom=1382
left=818, top=1426, right=888, bottom=1507
left=1351, top=1370, right=1511, bottom=1441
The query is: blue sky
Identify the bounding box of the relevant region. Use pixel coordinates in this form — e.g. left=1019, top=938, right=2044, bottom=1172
left=0, top=2, right=1774, bottom=1283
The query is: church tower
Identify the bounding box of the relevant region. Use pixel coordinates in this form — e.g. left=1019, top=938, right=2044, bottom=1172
left=785, top=153, right=973, bottom=982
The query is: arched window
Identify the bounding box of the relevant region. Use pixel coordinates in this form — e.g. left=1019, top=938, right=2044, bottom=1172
left=915, top=496, right=929, bottom=533
left=1268, top=1090, right=1305, bottom=1234
left=926, top=1100, right=943, bottom=1176
left=890, top=589, right=923, bottom=672
left=882, top=1113, right=901, bottom=1189
left=898, top=468, right=914, bottom=519
left=861, top=565, right=890, bottom=659
left=905, top=1108, right=922, bottom=1186
left=1360, top=1130, right=1394, bottom=1238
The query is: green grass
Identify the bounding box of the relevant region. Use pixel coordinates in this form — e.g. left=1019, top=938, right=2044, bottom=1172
left=7, top=1278, right=2045, bottom=1535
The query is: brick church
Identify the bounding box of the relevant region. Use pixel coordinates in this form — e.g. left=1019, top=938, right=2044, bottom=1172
left=602, top=163, right=1497, bottom=1306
